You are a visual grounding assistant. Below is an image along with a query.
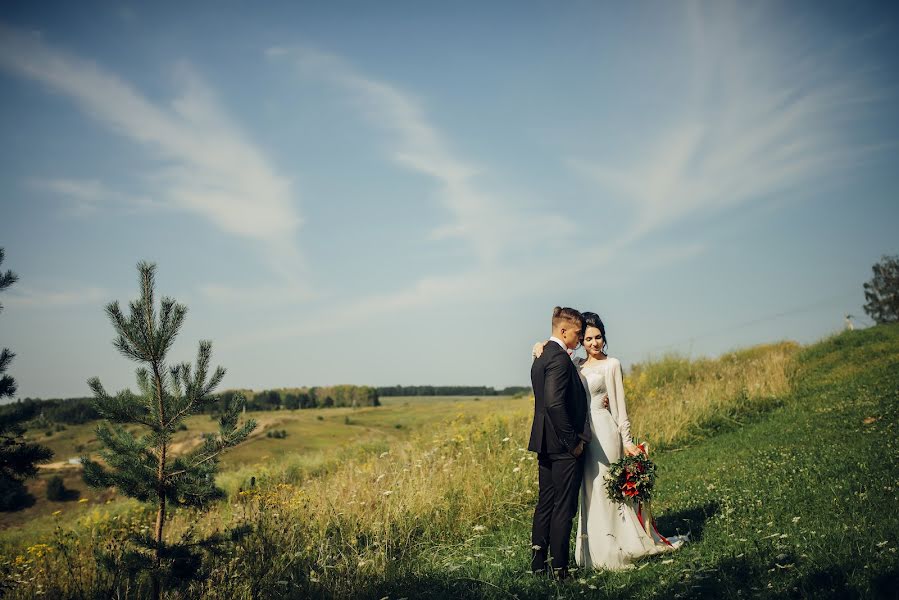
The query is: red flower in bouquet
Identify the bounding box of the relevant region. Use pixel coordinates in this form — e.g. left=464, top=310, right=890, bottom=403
left=604, top=445, right=657, bottom=504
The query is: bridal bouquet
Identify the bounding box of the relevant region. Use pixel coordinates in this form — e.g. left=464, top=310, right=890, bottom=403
left=604, top=444, right=656, bottom=504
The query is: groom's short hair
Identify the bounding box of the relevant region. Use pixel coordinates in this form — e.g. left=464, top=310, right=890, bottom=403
left=552, top=306, right=583, bottom=329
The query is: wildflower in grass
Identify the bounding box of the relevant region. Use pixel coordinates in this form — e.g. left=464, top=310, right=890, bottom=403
left=472, top=525, right=486, bottom=532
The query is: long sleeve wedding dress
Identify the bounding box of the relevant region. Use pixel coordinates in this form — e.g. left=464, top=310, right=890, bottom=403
left=573, top=357, right=686, bottom=570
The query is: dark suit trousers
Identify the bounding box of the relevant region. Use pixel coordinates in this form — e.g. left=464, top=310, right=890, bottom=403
left=531, top=451, right=584, bottom=571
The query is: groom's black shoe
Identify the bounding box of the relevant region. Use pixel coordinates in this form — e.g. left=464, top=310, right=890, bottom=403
left=550, top=567, right=570, bottom=581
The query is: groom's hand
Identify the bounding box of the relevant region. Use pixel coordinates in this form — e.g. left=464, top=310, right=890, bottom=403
left=571, top=440, right=585, bottom=458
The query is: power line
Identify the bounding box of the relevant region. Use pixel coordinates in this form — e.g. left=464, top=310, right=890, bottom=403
left=643, top=291, right=862, bottom=354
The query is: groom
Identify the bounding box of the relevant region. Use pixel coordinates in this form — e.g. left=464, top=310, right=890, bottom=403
left=528, top=306, right=590, bottom=579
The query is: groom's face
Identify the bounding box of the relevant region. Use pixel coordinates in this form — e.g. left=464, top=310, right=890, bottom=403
left=559, top=320, right=583, bottom=350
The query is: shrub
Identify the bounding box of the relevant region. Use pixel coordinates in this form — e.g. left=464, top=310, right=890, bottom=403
left=46, top=475, right=77, bottom=501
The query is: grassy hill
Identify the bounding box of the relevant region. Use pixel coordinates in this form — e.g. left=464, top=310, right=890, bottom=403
left=1, top=326, right=897, bottom=598
left=0, top=395, right=521, bottom=531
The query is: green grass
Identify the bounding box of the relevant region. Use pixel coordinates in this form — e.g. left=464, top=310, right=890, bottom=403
left=0, top=396, right=521, bottom=532
left=2, top=327, right=897, bottom=598
left=359, top=326, right=898, bottom=599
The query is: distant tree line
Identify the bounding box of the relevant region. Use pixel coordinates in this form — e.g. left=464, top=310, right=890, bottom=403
left=376, top=385, right=531, bottom=397
left=7, top=384, right=530, bottom=426
left=214, top=385, right=380, bottom=412
left=6, top=397, right=99, bottom=425
left=10, top=384, right=381, bottom=425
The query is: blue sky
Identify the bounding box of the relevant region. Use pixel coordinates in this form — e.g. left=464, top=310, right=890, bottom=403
left=1, top=1, right=897, bottom=398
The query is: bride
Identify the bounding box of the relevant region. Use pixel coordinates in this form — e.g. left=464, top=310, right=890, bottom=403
left=534, top=312, right=685, bottom=569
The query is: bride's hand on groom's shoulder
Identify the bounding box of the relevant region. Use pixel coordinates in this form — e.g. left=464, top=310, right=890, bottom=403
left=532, top=341, right=547, bottom=359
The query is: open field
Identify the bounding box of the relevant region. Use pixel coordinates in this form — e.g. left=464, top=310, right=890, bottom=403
left=1, top=395, right=522, bottom=530
left=1, top=328, right=897, bottom=598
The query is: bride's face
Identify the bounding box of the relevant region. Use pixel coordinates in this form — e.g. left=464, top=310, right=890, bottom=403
left=583, top=326, right=604, bottom=357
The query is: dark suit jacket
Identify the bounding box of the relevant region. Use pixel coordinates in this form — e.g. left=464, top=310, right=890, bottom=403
left=528, top=341, right=591, bottom=454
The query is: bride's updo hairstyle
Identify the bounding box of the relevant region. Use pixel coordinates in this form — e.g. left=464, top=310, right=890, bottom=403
left=552, top=306, right=583, bottom=329
left=581, top=311, right=608, bottom=353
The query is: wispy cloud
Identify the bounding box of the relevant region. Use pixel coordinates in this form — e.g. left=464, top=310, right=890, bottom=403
left=216, top=264, right=537, bottom=348
left=30, top=177, right=157, bottom=216
left=569, top=1, right=890, bottom=244
left=198, top=283, right=317, bottom=307
left=4, top=285, right=107, bottom=309
left=270, top=46, right=575, bottom=266
left=0, top=24, right=304, bottom=280
left=254, top=45, right=706, bottom=335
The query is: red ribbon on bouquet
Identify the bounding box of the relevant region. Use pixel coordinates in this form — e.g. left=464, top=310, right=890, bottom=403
left=632, top=443, right=673, bottom=547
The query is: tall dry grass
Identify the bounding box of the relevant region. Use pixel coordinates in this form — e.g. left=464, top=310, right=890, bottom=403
left=626, top=341, right=799, bottom=448
left=0, top=342, right=800, bottom=598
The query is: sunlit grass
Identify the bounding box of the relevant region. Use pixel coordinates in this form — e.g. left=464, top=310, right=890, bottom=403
left=2, top=328, right=897, bottom=598
left=626, top=342, right=799, bottom=449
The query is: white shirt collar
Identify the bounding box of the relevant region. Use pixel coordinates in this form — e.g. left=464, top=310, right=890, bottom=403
left=549, top=336, right=570, bottom=353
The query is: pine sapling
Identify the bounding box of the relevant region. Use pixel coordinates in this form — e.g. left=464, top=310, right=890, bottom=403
left=82, top=261, right=256, bottom=598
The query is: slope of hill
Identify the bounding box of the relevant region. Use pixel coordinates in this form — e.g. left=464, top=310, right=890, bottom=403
left=1, top=327, right=896, bottom=598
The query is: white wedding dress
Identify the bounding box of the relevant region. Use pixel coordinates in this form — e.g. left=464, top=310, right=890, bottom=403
left=574, top=357, right=686, bottom=570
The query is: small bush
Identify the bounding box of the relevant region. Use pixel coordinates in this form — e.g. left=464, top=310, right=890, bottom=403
left=316, top=415, right=324, bottom=421
left=46, top=476, right=78, bottom=501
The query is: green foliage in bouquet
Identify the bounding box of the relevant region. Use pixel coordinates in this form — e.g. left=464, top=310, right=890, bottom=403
left=604, top=449, right=657, bottom=504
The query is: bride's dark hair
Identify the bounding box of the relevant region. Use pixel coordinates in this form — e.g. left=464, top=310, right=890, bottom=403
left=581, top=312, right=608, bottom=353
